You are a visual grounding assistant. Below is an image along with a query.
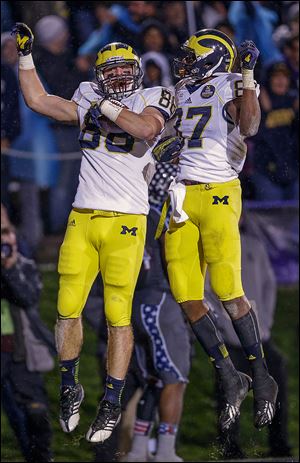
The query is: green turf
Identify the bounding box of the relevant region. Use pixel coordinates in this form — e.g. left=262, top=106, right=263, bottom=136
left=1, top=271, right=299, bottom=462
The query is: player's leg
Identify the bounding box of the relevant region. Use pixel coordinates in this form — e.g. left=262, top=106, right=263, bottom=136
left=151, top=292, right=189, bottom=463
left=124, top=379, right=160, bottom=462
left=203, top=179, right=278, bottom=428
left=165, top=197, right=250, bottom=432
left=126, top=289, right=189, bottom=462
left=86, top=213, right=146, bottom=443
left=56, top=209, right=100, bottom=432
left=123, top=292, right=159, bottom=462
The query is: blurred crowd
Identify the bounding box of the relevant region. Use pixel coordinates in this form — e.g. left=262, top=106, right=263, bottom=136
left=1, top=0, right=299, bottom=254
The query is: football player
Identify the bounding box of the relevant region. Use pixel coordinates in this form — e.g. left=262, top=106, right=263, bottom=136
left=12, top=23, right=175, bottom=443
left=153, top=29, right=278, bottom=432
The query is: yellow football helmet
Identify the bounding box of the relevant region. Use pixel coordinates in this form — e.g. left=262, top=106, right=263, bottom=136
left=174, top=29, right=237, bottom=80
left=95, top=42, right=143, bottom=100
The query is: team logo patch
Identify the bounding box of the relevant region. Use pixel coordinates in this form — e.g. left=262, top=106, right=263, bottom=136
left=212, top=195, right=229, bottom=205
left=120, top=225, right=138, bottom=236
left=201, top=85, right=215, bottom=99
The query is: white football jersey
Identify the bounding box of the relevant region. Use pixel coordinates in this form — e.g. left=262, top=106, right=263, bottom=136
left=72, top=82, right=175, bottom=214
left=175, top=73, right=260, bottom=183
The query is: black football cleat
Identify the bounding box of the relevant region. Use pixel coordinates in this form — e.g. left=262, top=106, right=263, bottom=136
left=219, top=372, right=252, bottom=432
left=59, top=384, right=84, bottom=433
left=253, top=374, right=278, bottom=429
left=86, top=400, right=121, bottom=443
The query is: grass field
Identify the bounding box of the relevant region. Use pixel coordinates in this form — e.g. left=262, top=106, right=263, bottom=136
left=1, top=271, right=299, bottom=462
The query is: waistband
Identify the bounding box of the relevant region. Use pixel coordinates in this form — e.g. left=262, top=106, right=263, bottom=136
left=72, top=208, right=127, bottom=217
left=182, top=178, right=240, bottom=190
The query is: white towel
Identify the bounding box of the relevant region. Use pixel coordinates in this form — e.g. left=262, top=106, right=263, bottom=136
left=168, top=178, right=189, bottom=223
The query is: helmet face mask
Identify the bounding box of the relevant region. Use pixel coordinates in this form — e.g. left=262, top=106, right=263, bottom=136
left=95, top=44, right=144, bottom=100
left=173, top=29, right=237, bottom=81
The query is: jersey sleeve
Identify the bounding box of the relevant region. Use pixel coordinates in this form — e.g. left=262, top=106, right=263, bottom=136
left=222, top=73, right=260, bottom=103
left=140, top=87, right=176, bottom=122
left=72, top=82, right=101, bottom=110
left=72, top=82, right=102, bottom=128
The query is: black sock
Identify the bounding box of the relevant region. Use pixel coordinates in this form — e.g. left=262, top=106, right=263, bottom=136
left=232, top=308, right=268, bottom=381
left=60, top=357, right=80, bottom=388
left=191, top=310, right=237, bottom=382
left=103, top=375, right=125, bottom=406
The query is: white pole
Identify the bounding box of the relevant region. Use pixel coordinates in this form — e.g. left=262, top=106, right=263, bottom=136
left=185, top=1, right=197, bottom=36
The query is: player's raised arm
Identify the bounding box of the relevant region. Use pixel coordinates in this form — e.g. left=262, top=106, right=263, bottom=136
left=12, top=23, right=78, bottom=124
left=227, top=41, right=261, bottom=137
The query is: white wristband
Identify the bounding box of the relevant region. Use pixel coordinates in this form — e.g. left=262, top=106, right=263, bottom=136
left=19, top=53, right=35, bottom=70
left=100, top=99, right=124, bottom=122
left=242, top=69, right=256, bottom=90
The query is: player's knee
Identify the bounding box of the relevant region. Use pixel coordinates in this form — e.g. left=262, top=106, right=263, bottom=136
left=57, top=286, right=83, bottom=318
left=222, top=295, right=250, bottom=319
left=209, top=261, right=237, bottom=300
left=104, top=291, right=132, bottom=326
left=181, top=299, right=208, bottom=322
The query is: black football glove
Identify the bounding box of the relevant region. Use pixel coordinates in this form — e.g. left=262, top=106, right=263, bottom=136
left=11, top=22, right=34, bottom=56
left=84, top=102, right=103, bottom=128
left=238, top=40, right=260, bottom=70
left=152, top=136, right=183, bottom=163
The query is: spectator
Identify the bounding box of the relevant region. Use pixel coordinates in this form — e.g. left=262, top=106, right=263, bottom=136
left=77, top=1, right=149, bottom=60
left=65, top=1, right=99, bottom=51
left=162, top=1, right=188, bottom=57
left=273, top=2, right=299, bottom=50
left=205, top=212, right=292, bottom=459
left=142, top=52, right=173, bottom=88
left=228, top=1, right=283, bottom=65
left=252, top=62, right=299, bottom=200
left=33, top=15, right=89, bottom=233
left=1, top=61, right=20, bottom=212
left=196, top=1, right=229, bottom=29
left=7, top=1, right=68, bottom=30
left=1, top=32, right=59, bottom=254
left=282, top=34, right=299, bottom=90
left=215, top=20, right=235, bottom=42
left=1, top=204, right=56, bottom=462
left=141, top=20, right=169, bottom=55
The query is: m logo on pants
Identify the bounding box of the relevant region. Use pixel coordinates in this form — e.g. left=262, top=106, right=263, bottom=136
left=120, top=226, right=138, bottom=236
left=212, top=195, right=229, bottom=205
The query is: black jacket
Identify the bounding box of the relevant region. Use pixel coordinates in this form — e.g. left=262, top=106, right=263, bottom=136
left=1, top=254, right=56, bottom=362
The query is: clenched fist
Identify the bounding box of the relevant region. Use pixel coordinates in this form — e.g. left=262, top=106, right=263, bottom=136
left=11, top=22, right=34, bottom=56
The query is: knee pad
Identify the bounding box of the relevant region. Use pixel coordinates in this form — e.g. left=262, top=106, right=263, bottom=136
left=57, top=284, right=84, bottom=318
left=209, top=261, right=236, bottom=300
left=104, top=291, right=132, bottom=326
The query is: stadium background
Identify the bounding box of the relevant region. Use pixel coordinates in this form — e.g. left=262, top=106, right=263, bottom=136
left=1, top=1, right=299, bottom=462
